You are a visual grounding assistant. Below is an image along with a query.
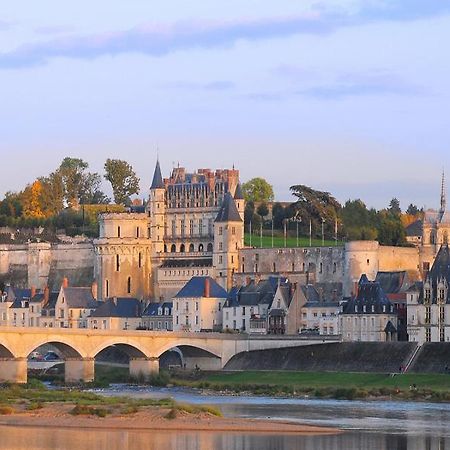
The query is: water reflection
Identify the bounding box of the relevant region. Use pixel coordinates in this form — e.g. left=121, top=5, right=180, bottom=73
left=0, top=426, right=449, bottom=450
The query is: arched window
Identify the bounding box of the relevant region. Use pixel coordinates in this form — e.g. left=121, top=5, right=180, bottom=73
left=127, top=277, right=132, bottom=294
left=171, top=244, right=176, bottom=253
left=164, top=244, right=168, bottom=253
left=105, top=280, right=109, bottom=298
left=207, top=243, right=213, bottom=252
left=116, top=254, right=120, bottom=272
left=180, top=244, right=185, bottom=253
left=189, top=243, right=195, bottom=253
left=199, top=244, right=204, bottom=252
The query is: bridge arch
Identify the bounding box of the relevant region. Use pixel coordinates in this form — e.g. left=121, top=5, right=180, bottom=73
left=89, top=339, right=151, bottom=359
left=22, top=338, right=84, bottom=359
left=155, top=341, right=222, bottom=360
left=0, top=343, right=14, bottom=358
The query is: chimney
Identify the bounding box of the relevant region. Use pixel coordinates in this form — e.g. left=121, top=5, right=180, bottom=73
left=30, top=286, right=36, bottom=299
left=44, top=286, right=50, bottom=305
left=91, top=281, right=98, bottom=300
left=204, top=278, right=210, bottom=298
left=62, top=277, right=69, bottom=289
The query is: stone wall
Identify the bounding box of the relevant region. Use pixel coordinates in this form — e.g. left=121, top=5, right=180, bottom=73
left=0, top=242, right=95, bottom=290
left=224, top=342, right=417, bottom=373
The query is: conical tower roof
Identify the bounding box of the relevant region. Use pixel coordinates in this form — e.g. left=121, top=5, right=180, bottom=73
left=151, top=160, right=164, bottom=189
left=215, top=192, right=242, bottom=223
left=234, top=183, right=244, bottom=200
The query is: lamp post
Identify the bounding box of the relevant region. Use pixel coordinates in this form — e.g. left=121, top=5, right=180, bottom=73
left=271, top=219, right=274, bottom=248
left=321, top=218, right=325, bottom=247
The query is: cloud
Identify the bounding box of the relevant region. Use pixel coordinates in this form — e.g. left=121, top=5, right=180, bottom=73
left=164, top=80, right=235, bottom=91
left=34, top=25, right=77, bottom=35
left=0, top=1, right=449, bottom=69
left=299, top=71, right=427, bottom=99
left=0, top=20, right=13, bottom=31
left=247, top=70, right=427, bottom=101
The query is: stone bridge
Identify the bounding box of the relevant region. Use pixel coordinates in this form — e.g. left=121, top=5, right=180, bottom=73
left=0, top=328, right=338, bottom=384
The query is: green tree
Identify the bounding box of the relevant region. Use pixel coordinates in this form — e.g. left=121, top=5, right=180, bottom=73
left=406, top=203, right=420, bottom=216
left=290, top=184, right=341, bottom=238
left=388, top=198, right=401, bottom=217
left=0, top=192, right=23, bottom=218
left=79, top=172, right=109, bottom=205
left=104, top=159, right=140, bottom=205
left=39, top=171, right=64, bottom=216
left=58, top=157, right=89, bottom=208
left=256, top=203, right=269, bottom=221
left=377, top=211, right=406, bottom=246
left=340, top=199, right=378, bottom=241
left=242, top=178, right=274, bottom=203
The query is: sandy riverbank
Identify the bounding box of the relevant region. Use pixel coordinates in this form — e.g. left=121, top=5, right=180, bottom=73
left=0, top=404, right=340, bottom=435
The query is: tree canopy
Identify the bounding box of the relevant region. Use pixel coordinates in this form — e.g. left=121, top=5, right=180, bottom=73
left=242, top=178, right=274, bottom=203
left=104, top=159, right=140, bottom=206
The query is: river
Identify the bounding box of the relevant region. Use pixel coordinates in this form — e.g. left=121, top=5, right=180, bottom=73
left=1, top=385, right=449, bottom=449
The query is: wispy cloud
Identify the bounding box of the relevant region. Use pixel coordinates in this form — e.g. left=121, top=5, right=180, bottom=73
left=0, top=0, right=449, bottom=69
left=34, top=25, right=77, bottom=36
left=165, top=80, right=235, bottom=91
left=299, top=71, right=427, bottom=99
left=247, top=70, right=427, bottom=101
left=0, top=19, right=13, bottom=31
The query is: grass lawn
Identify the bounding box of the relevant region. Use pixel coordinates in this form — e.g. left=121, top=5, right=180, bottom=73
left=201, top=371, right=450, bottom=392
left=244, top=233, right=339, bottom=248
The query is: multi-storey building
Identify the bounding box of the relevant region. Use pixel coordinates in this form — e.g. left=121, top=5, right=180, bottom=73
left=408, top=245, right=450, bottom=343
left=94, top=161, right=244, bottom=300
left=341, top=276, right=398, bottom=342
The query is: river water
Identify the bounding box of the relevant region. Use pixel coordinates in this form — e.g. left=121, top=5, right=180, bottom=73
left=1, top=385, right=449, bottom=450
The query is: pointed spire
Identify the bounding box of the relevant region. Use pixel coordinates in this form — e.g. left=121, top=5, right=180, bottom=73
left=151, top=159, right=164, bottom=189
left=215, top=192, right=242, bottom=223
left=440, top=169, right=446, bottom=213
left=234, top=183, right=244, bottom=200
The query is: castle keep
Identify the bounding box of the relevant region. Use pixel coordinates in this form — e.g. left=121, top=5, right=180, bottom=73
left=94, top=161, right=245, bottom=300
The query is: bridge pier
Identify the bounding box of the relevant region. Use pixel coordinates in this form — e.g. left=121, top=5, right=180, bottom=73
left=0, top=358, right=27, bottom=384
left=130, top=357, right=159, bottom=380
left=65, top=358, right=95, bottom=384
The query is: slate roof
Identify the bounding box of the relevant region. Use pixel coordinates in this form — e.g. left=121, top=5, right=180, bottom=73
left=150, top=160, right=165, bottom=189
left=6, top=287, right=34, bottom=304
left=90, top=298, right=142, bottom=318
left=41, top=292, right=59, bottom=311
left=405, top=219, right=423, bottom=237
left=375, top=271, right=410, bottom=294
left=234, top=183, right=244, bottom=200
left=224, top=276, right=293, bottom=309
left=62, top=287, right=98, bottom=309
left=423, top=244, right=450, bottom=304
left=142, top=302, right=173, bottom=317
left=215, top=192, right=242, bottom=223
left=342, top=277, right=395, bottom=315
left=174, top=276, right=228, bottom=299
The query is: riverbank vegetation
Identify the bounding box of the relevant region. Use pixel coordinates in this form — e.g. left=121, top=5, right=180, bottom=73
left=0, top=378, right=221, bottom=418
left=170, top=370, right=450, bottom=402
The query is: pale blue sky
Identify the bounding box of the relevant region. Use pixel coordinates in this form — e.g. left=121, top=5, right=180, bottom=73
left=0, top=1, right=449, bottom=209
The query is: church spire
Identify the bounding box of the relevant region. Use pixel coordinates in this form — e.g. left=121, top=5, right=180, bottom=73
left=441, top=170, right=446, bottom=213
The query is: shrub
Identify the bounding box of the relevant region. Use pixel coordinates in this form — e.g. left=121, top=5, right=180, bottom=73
left=26, top=402, right=43, bottom=411
left=165, top=408, right=177, bottom=420
left=0, top=406, right=14, bottom=415
left=70, top=404, right=108, bottom=417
